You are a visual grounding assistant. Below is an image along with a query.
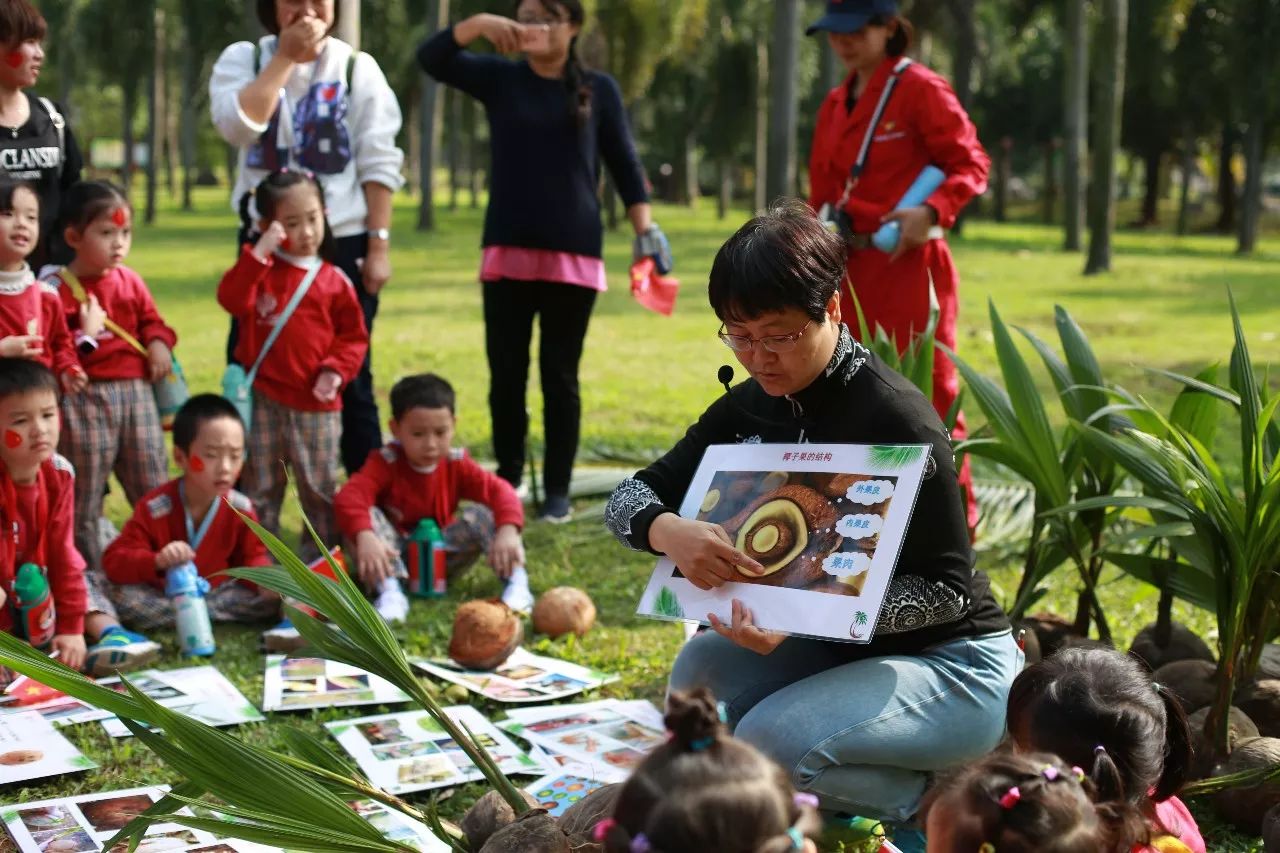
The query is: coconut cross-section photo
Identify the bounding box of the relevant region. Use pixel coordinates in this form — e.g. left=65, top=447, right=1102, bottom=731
left=692, top=470, right=898, bottom=596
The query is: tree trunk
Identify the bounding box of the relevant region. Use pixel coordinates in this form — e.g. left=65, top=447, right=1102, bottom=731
left=335, top=0, right=360, bottom=50
left=993, top=137, right=1011, bottom=222
left=122, top=80, right=137, bottom=191
left=180, top=31, right=197, bottom=211
left=1215, top=125, right=1236, bottom=234
left=1084, top=0, right=1128, bottom=275
left=1139, top=148, right=1160, bottom=225
left=945, top=0, right=977, bottom=109
left=448, top=87, right=460, bottom=211
left=418, top=0, right=450, bottom=230
left=754, top=40, right=768, bottom=211
left=820, top=37, right=841, bottom=90
left=144, top=3, right=162, bottom=224
left=1063, top=0, right=1088, bottom=251
left=1237, top=117, right=1266, bottom=254
left=1155, top=585, right=1174, bottom=649
left=764, top=0, right=799, bottom=204
left=717, top=155, right=732, bottom=220
left=1042, top=139, right=1058, bottom=224
left=1176, top=124, right=1195, bottom=236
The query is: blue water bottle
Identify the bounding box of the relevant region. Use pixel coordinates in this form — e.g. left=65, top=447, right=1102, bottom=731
left=166, top=562, right=215, bottom=656
left=872, top=165, right=947, bottom=253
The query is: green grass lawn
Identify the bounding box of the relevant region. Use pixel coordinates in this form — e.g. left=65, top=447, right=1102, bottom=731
left=10, top=187, right=1280, bottom=851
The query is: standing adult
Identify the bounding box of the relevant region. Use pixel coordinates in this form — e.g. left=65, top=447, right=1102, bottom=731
left=806, top=0, right=988, bottom=531
left=0, top=0, right=82, bottom=270
left=418, top=0, right=665, bottom=523
left=210, top=0, right=404, bottom=476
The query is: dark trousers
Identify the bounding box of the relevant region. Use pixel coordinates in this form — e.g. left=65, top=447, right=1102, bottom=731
left=228, top=231, right=382, bottom=475
left=481, top=279, right=597, bottom=498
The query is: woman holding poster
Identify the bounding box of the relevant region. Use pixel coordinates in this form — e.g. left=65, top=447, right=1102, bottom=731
left=605, top=202, right=1017, bottom=847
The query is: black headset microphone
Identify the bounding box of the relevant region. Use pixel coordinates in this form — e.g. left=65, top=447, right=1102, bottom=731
left=716, top=365, right=799, bottom=432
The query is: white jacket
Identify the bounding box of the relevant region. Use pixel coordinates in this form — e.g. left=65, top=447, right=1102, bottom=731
left=210, top=36, right=404, bottom=239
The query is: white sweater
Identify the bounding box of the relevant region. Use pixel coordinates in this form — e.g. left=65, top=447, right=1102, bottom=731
left=209, top=36, right=405, bottom=239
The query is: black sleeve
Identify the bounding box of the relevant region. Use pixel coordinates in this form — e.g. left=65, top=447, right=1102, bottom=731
left=594, top=73, right=648, bottom=208
left=605, top=395, right=733, bottom=552
left=59, top=118, right=83, bottom=194
left=416, top=26, right=508, bottom=104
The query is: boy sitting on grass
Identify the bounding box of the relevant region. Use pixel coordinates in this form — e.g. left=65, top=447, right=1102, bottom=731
left=334, top=373, right=531, bottom=622
left=0, top=358, right=158, bottom=676
left=100, top=394, right=301, bottom=652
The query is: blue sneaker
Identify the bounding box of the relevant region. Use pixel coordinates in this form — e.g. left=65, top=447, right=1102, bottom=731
left=85, top=626, right=160, bottom=677
left=260, top=618, right=307, bottom=653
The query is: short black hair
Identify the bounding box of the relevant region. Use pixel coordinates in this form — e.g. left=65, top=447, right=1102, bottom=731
left=389, top=373, right=455, bottom=420
left=256, top=0, right=341, bottom=36
left=708, top=199, right=846, bottom=324
left=0, top=357, right=57, bottom=403
left=0, top=178, right=37, bottom=216
left=172, top=394, right=244, bottom=452
left=0, top=0, right=46, bottom=48
left=60, top=180, right=129, bottom=232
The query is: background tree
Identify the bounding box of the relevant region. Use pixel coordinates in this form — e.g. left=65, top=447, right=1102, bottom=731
left=1084, top=0, right=1128, bottom=274
left=1119, top=0, right=1179, bottom=227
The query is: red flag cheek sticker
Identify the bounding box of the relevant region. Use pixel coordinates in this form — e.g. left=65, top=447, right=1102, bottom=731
left=280, top=236, right=292, bottom=251
left=189, top=455, right=205, bottom=473
left=4, top=53, right=23, bottom=69
left=3, top=430, right=21, bottom=449
left=110, top=208, right=129, bottom=227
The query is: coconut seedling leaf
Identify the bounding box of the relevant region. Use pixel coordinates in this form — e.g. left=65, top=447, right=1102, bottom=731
left=865, top=444, right=925, bottom=470
left=654, top=586, right=685, bottom=619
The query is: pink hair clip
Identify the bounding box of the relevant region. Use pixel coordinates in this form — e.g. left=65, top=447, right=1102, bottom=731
left=1071, top=766, right=1085, bottom=782
left=794, top=792, right=820, bottom=809
left=1042, top=765, right=1060, bottom=782
left=998, top=786, right=1021, bottom=809
left=592, top=818, right=617, bottom=842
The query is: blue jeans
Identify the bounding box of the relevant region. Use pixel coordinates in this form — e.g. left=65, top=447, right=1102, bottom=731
left=669, top=629, right=1022, bottom=822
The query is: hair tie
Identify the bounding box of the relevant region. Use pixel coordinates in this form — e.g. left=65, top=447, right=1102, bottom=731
left=979, top=844, right=996, bottom=853
left=1094, top=744, right=1107, bottom=755
left=1071, top=766, right=1085, bottom=782
left=716, top=700, right=729, bottom=723
left=793, top=792, right=820, bottom=809
left=1152, top=681, right=1164, bottom=693
left=688, top=735, right=714, bottom=751
left=786, top=827, right=804, bottom=849
left=998, top=786, right=1021, bottom=809
left=1041, top=765, right=1060, bottom=782
left=631, top=833, right=652, bottom=853
left=592, top=818, right=617, bottom=842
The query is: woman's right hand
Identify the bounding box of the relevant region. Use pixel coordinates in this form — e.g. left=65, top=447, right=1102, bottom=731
left=455, top=14, right=526, bottom=54
left=276, top=12, right=328, bottom=64
left=648, top=513, right=766, bottom=591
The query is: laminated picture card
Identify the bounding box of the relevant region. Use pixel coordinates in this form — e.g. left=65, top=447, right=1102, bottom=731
left=262, top=656, right=410, bottom=712
left=412, top=648, right=618, bottom=704
left=636, top=443, right=930, bottom=642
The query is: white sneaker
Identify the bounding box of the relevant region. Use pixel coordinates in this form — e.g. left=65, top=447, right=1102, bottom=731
left=501, top=566, right=534, bottom=614
left=375, top=585, right=410, bottom=624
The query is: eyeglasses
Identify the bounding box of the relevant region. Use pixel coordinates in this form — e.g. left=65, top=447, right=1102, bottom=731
left=718, top=319, right=815, bottom=353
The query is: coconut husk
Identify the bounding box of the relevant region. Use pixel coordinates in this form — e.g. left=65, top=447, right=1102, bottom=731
left=1259, top=646, right=1280, bottom=682
left=1129, top=621, right=1216, bottom=671
left=461, top=790, right=540, bottom=850
left=721, top=485, right=840, bottom=588
left=479, top=810, right=572, bottom=853
left=556, top=783, right=622, bottom=848
left=532, top=587, right=597, bottom=639
left=448, top=599, right=524, bottom=671
left=1211, top=736, right=1280, bottom=834
left=1236, top=680, right=1280, bottom=739
left=1023, top=613, right=1083, bottom=658
left=1153, top=659, right=1218, bottom=715
left=1186, top=706, right=1258, bottom=780
left=1263, top=803, right=1280, bottom=851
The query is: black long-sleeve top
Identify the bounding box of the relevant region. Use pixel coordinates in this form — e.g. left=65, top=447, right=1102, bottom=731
left=605, top=327, right=1009, bottom=659
left=417, top=27, right=649, bottom=259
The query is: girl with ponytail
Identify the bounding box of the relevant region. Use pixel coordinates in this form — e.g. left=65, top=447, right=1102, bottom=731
left=417, top=2, right=666, bottom=523
left=594, top=688, right=821, bottom=853
left=1006, top=647, right=1204, bottom=853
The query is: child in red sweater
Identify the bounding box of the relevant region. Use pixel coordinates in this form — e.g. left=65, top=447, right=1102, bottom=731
left=334, top=373, right=529, bottom=622
left=0, top=179, right=97, bottom=390
left=217, top=169, right=368, bottom=558
left=101, top=394, right=283, bottom=642
left=45, top=181, right=176, bottom=592
left=0, top=358, right=158, bottom=678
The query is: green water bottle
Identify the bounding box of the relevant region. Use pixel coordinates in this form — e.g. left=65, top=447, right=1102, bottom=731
left=14, top=563, right=55, bottom=650
left=404, top=519, right=446, bottom=598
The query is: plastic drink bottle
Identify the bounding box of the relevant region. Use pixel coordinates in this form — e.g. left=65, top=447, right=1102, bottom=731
left=871, top=165, right=947, bottom=253
left=166, top=562, right=215, bottom=656
left=13, top=563, right=55, bottom=650
left=404, top=519, right=446, bottom=598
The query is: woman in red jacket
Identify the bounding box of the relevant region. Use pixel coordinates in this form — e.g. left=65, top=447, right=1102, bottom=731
left=807, top=0, right=988, bottom=532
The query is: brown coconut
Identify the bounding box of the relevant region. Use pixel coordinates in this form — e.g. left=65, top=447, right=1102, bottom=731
left=448, top=599, right=524, bottom=670
left=461, top=790, right=540, bottom=850
left=1237, top=680, right=1280, bottom=739
left=1212, top=736, right=1280, bottom=833
left=1023, top=612, right=1083, bottom=658
left=556, top=783, right=621, bottom=849
left=479, top=810, right=572, bottom=853
left=1152, top=659, right=1218, bottom=715
left=1129, top=621, right=1215, bottom=671
left=1186, top=705, right=1259, bottom=780
left=1259, top=645, right=1280, bottom=682
left=1263, top=803, right=1280, bottom=851
left=532, top=587, right=597, bottom=638
left=720, top=484, right=840, bottom=588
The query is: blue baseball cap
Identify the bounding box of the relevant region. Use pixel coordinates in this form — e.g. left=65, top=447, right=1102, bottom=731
left=806, top=0, right=899, bottom=36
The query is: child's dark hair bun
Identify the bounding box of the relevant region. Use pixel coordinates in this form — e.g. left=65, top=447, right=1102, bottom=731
left=664, top=688, right=722, bottom=751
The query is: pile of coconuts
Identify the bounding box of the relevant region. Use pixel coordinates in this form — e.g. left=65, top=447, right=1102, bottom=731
left=459, top=784, right=621, bottom=852
left=447, top=588, right=598, bottom=671
left=1020, top=614, right=1280, bottom=839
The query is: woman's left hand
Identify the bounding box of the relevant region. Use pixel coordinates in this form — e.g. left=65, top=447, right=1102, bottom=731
left=361, top=242, right=392, bottom=295
left=708, top=599, right=786, bottom=655
left=880, top=204, right=937, bottom=261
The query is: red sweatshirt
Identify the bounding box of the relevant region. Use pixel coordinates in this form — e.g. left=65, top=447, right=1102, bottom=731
left=0, top=269, right=79, bottom=378
left=101, top=479, right=272, bottom=591
left=0, top=455, right=87, bottom=636
left=48, top=265, right=178, bottom=381
left=335, top=444, right=524, bottom=540
left=217, top=248, right=368, bottom=412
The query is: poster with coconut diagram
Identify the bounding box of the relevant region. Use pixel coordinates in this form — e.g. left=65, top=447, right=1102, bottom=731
left=637, top=442, right=931, bottom=642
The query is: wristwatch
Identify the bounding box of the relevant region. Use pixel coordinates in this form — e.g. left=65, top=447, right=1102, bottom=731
left=367, top=228, right=391, bottom=242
